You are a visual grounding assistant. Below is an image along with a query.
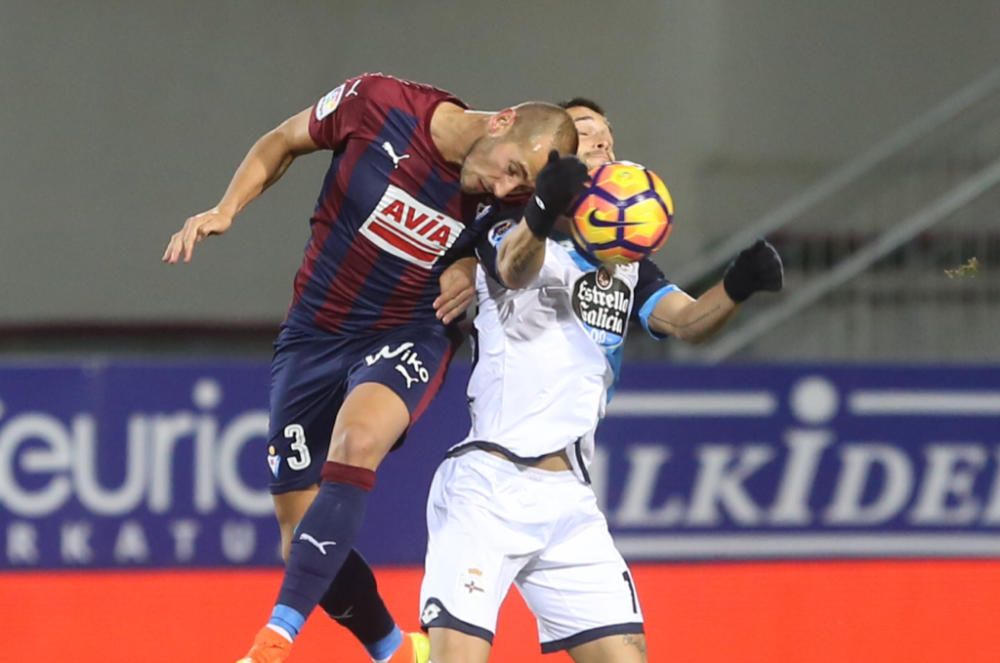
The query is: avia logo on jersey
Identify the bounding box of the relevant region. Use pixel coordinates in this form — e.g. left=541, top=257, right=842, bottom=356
left=572, top=266, right=633, bottom=350
left=365, top=341, right=430, bottom=389
left=360, top=185, right=464, bottom=268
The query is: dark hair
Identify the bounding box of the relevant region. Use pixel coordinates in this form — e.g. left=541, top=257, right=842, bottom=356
left=557, top=97, right=606, bottom=116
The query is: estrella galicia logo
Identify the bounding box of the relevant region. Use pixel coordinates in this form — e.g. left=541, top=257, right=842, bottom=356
left=572, top=267, right=633, bottom=350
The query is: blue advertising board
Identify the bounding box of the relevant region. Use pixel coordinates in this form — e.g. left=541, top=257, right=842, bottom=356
left=1, top=361, right=998, bottom=569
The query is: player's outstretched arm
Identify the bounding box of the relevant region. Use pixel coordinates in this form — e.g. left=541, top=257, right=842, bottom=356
left=647, top=239, right=784, bottom=342
left=646, top=284, right=737, bottom=343
left=162, top=107, right=320, bottom=264
left=497, top=150, right=588, bottom=288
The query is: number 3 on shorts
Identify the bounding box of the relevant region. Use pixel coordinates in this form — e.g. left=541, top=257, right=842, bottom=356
left=284, top=424, right=312, bottom=470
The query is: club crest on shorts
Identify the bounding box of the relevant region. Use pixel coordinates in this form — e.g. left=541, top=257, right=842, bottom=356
left=461, top=567, right=486, bottom=594
left=267, top=445, right=281, bottom=478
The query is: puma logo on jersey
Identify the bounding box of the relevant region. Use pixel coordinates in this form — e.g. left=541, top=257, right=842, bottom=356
left=299, top=532, right=337, bottom=555
left=381, top=141, right=411, bottom=169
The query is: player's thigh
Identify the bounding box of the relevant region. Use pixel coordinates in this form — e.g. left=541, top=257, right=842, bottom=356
left=273, top=486, right=319, bottom=561
left=331, top=325, right=458, bottom=468
left=517, top=484, right=644, bottom=655
left=567, top=632, right=648, bottom=663
left=327, top=382, right=410, bottom=469
left=266, top=331, right=349, bottom=493
left=427, top=627, right=491, bottom=663
left=419, top=455, right=535, bottom=648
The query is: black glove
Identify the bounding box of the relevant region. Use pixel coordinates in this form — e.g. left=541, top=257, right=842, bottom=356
left=722, top=239, right=784, bottom=303
left=524, top=150, right=589, bottom=238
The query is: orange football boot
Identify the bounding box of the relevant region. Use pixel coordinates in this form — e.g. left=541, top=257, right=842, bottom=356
left=235, top=626, right=292, bottom=663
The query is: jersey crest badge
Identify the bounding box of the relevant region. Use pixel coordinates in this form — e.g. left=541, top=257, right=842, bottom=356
left=316, top=84, right=345, bottom=120
left=487, top=219, right=515, bottom=248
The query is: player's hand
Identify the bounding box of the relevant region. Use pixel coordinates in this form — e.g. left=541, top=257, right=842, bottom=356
left=722, top=239, right=784, bottom=303
left=524, top=150, right=589, bottom=238
left=435, top=256, right=477, bottom=324
left=162, top=209, right=234, bottom=264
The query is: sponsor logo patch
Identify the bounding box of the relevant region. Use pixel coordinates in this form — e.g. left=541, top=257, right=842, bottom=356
left=360, top=185, right=464, bottom=268
left=487, top=219, right=515, bottom=249
left=365, top=342, right=430, bottom=389
left=315, top=84, right=345, bottom=120
left=572, top=267, right=634, bottom=350
left=420, top=600, right=443, bottom=626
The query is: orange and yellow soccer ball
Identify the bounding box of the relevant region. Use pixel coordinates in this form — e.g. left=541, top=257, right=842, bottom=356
left=569, top=161, right=674, bottom=265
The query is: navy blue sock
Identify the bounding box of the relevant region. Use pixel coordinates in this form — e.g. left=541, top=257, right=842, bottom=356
left=320, top=548, right=398, bottom=649
left=270, top=462, right=375, bottom=638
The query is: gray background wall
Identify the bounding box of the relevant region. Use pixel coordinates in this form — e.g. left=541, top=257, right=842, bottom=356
left=3, top=1, right=999, bottom=324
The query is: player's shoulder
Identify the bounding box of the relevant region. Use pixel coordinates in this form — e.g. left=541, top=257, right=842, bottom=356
left=349, top=72, right=464, bottom=110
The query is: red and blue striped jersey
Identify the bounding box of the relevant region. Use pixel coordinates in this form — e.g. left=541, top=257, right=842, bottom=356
left=287, top=73, right=490, bottom=335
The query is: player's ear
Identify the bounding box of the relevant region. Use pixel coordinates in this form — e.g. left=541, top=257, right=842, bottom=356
left=487, top=108, right=517, bottom=137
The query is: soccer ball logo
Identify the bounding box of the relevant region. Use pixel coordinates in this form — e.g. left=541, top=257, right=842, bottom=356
left=569, top=161, right=674, bottom=265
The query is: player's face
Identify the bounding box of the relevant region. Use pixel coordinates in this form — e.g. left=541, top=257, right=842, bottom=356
left=567, top=106, right=615, bottom=170
left=460, top=135, right=554, bottom=199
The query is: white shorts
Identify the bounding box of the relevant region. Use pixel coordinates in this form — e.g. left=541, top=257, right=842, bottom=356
left=419, top=449, right=644, bottom=654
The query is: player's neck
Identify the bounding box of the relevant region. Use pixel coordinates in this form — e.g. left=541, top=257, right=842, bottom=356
left=431, top=103, right=491, bottom=165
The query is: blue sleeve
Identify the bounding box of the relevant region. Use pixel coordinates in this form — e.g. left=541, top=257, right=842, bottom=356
left=632, top=259, right=680, bottom=340
left=472, top=203, right=524, bottom=287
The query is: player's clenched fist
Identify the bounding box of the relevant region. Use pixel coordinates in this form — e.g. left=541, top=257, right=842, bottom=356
left=162, top=209, right=234, bottom=264
left=722, top=239, right=784, bottom=303
left=525, top=150, right=589, bottom=238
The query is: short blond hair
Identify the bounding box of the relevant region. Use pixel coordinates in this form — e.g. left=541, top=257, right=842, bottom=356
left=509, top=102, right=579, bottom=155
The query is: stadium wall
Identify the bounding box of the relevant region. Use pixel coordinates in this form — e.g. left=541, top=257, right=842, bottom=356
left=2, top=1, right=999, bottom=324
left=2, top=360, right=997, bottom=661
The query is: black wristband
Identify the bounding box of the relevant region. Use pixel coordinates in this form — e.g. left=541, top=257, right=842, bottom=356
left=524, top=194, right=558, bottom=239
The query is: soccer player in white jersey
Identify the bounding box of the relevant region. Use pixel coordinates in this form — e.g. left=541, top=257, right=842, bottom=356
left=418, top=99, right=783, bottom=662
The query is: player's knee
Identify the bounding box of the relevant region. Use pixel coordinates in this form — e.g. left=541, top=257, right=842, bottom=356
left=328, top=423, right=385, bottom=467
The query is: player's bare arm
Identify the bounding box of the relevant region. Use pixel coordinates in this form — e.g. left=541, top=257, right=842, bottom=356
left=646, top=283, right=737, bottom=343
left=497, top=220, right=547, bottom=288
left=649, top=238, right=784, bottom=341
left=162, top=107, right=319, bottom=264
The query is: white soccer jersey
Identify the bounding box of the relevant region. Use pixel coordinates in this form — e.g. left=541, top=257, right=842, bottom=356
left=450, top=207, right=679, bottom=479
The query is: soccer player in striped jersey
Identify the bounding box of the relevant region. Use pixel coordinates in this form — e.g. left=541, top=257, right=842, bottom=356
left=163, top=73, right=577, bottom=663
left=417, top=99, right=783, bottom=662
